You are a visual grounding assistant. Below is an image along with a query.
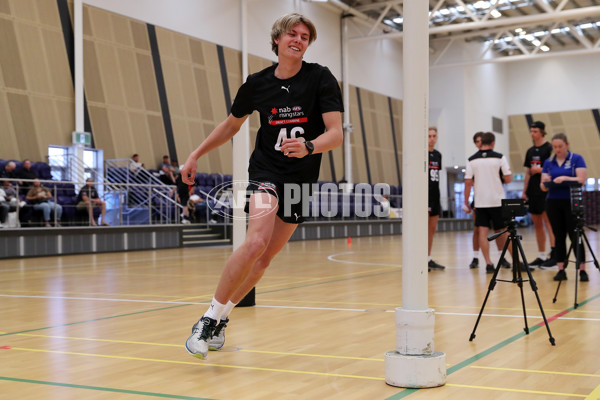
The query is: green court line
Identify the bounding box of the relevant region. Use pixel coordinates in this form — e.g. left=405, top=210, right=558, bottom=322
left=384, top=292, right=600, bottom=400
left=0, top=376, right=214, bottom=400
left=0, top=304, right=190, bottom=337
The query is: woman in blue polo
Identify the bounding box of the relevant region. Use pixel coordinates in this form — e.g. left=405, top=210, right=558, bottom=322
left=540, top=133, right=587, bottom=282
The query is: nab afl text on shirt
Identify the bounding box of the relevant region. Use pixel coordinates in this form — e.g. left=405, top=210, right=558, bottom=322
left=230, top=61, right=344, bottom=183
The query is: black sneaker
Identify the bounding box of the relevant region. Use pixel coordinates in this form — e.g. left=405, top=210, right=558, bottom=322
left=540, top=258, right=557, bottom=268
left=469, top=258, right=479, bottom=269
left=553, top=269, right=567, bottom=281
left=499, top=258, right=511, bottom=269
left=580, top=270, right=589, bottom=282
left=519, top=262, right=533, bottom=272
left=428, top=260, right=446, bottom=270
left=486, top=263, right=495, bottom=273
left=528, top=257, right=545, bottom=266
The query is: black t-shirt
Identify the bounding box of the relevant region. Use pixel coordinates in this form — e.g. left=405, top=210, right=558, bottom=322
left=77, top=186, right=99, bottom=203
left=231, top=61, right=344, bottom=183
left=428, top=149, right=442, bottom=201
left=523, top=141, right=552, bottom=197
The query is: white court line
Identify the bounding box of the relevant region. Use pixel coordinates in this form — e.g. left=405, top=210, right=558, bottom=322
left=327, top=252, right=401, bottom=268
left=2, top=294, right=599, bottom=322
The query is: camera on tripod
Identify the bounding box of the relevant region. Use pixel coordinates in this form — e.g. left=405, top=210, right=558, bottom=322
left=501, top=198, right=527, bottom=222
left=570, top=185, right=585, bottom=216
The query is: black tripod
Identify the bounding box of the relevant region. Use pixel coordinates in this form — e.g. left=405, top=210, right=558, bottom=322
left=552, top=214, right=599, bottom=309
left=469, top=217, right=556, bottom=346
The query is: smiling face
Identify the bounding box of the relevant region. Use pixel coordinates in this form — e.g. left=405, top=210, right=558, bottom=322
left=274, top=23, right=310, bottom=60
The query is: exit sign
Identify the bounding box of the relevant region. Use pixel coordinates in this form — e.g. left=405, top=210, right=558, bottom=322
left=72, top=131, right=91, bottom=146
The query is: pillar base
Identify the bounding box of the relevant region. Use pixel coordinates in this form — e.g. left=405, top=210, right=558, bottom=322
left=384, top=350, right=446, bottom=388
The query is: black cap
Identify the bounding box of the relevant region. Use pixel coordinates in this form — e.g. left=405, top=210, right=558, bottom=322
left=530, top=121, right=545, bottom=130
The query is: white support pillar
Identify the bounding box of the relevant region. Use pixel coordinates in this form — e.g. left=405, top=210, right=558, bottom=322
left=74, top=0, right=84, bottom=133
left=384, top=0, right=446, bottom=388
left=233, top=0, right=250, bottom=250
left=342, top=14, right=353, bottom=191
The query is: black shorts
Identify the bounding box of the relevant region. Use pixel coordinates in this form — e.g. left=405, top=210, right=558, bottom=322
left=176, top=176, right=190, bottom=205
left=527, top=194, right=547, bottom=215
left=244, top=178, right=312, bottom=224
left=428, top=197, right=441, bottom=217
left=475, top=206, right=506, bottom=230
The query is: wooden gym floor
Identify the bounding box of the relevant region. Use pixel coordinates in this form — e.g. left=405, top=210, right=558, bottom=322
left=1, top=227, right=599, bottom=400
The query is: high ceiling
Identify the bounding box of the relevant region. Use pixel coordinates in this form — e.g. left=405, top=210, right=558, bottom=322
left=329, top=0, right=600, bottom=66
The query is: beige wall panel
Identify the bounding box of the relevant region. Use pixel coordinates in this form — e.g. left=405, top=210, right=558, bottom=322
left=0, top=18, right=27, bottom=89
left=95, top=42, right=126, bottom=107
left=178, top=63, right=200, bottom=119
left=42, top=30, right=74, bottom=99
left=173, top=32, right=191, bottom=62
left=130, top=20, right=149, bottom=51
left=0, top=1, right=11, bottom=15
left=160, top=58, right=184, bottom=117
left=17, top=23, right=53, bottom=94
left=175, top=120, right=199, bottom=167
left=170, top=117, right=189, bottom=163
left=508, top=115, right=530, bottom=174
left=88, top=106, right=114, bottom=157
left=189, top=38, right=205, bottom=66
left=82, top=5, right=93, bottom=36
left=83, top=40, right=105, bottom=103
left=111, top=13, right=133, bottom=48
left=155, top=27, right=174, bottom=59
left=0, top=91, right=19, bottom=159
left=207, top=142, right=223, bottom=173
left=10, top=0, right=37, bottom=21
left=203, top=44, right=228, bottom=121
left=7, top=92, right=40, bottom=160
left=135, top=52, right=160, bottom=113
left=195, top=123, right=212, bottom=173
left=36, top=0, right=61, bottom=28
left=88, top=7, right=113, bottom=42
left=224, top=47, right=242, bottom=98
left=128, top=111, right=154, bottom=162
left=106, top=108, right=132, bottom=157
left=146, top=114, right=167, bottom=167
left=54, top=99, right=75, bottom=144
left=193, top=67, right=214, bottom=121
left=29, top=96, right=61, bottom=156
left=116, top=48, right=144, bottom=110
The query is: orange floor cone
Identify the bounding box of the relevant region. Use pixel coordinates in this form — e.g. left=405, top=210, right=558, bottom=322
left=347, top=236, right=352, bottom=247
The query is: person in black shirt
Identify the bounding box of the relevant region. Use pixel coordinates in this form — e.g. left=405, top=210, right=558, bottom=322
left=76, top=178, right=108, bottom=226
left=521, top=121, right=556, bottom=267
left=182, top=13, right=343, bottom=360
left=427, top=127, right=445, bottom=271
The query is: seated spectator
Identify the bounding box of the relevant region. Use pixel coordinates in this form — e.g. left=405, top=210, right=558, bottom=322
left=1, top=161, right=18, bottom=180
left=129, top=153, right=144, bottom=175
left=188, top=193, right=207, bottom=223
left=0, top=182, right=18, bottom=228
left=158, top=155, right=176, bottom=185
left=25, top=179, right=62, bottom=227
left=17, top=159, right=38, bottom=195
left=76, top=178, right=109, bottom=226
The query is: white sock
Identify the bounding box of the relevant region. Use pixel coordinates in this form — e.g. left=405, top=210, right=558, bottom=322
left=221, top=301, right=237, bottom=320
left=428, top=256, right=432, bottom=262
left=204, top=297, right=226, bottom=321
left=539, top=252, right=546, bottom=259
left=473, top=250, right=480, bottom=259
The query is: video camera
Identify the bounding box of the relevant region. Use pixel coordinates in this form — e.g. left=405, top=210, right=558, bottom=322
left=501, top=198, right=527, bottom=222
left=570, top=185, right=585, bottom=216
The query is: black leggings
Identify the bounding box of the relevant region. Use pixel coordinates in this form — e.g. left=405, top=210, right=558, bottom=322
left=545, top=198, right=583, bottom=264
